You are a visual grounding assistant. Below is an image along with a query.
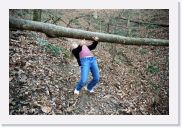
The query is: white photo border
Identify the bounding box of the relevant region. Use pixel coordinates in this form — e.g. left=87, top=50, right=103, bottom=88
left=0, top=0, right=179, bottom=125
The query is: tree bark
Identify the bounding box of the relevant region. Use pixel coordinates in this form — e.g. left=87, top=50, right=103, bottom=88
left=9, top=17, right=169, bottom=46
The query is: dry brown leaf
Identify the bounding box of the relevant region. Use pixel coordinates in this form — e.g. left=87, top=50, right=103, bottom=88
left=41, top=106, right=52, bottom=113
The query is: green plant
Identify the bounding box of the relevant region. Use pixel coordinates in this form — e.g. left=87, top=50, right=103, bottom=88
left=128, top=68, right=135, bottom=74
left=149, top=81, right=160, bottom=94
left=37, top=38, right=48, bottom=46
left=59, top=47, right=71, bottom=59
left=146, top=24, right=159, bottom=29
left=45, top=44, right=61, bottom=56
left=36, top=38, right=61, bottom=56
left=146, top=63, right=160, bottom=74
left=138, top=47, right=147, bottom=55
left=63, top=51, right=70, bottom=59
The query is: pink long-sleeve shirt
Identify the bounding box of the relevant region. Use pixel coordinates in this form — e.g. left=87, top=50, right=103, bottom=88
left=79, top=45, right=94, bottom=58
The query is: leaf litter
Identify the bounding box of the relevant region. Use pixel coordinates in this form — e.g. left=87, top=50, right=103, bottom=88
left=9, top=30, right=169, bottom=115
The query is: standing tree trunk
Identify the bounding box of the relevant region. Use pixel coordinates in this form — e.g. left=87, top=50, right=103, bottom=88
left=93, top=10, right=98, bottom=19
left=33, top=9, right=42, bottom=22
left=127, top=15, right=131, bottom=37
left=107, top=23, right=110, bottom=33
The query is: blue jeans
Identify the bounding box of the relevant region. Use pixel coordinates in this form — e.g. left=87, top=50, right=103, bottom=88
left=75, top=57, right=99, bottom=91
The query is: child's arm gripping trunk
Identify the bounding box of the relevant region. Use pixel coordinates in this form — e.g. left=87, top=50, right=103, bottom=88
left=88, top=41, right=98, bottom=50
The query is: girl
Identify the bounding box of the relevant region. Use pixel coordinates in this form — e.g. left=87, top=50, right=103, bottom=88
left=71, top=37, right=100, bottom=95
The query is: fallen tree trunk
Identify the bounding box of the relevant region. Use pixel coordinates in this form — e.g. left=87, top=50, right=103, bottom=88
left=9, top=17, right=169, bottom=46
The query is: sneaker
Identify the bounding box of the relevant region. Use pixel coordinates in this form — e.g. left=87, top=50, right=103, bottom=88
left=89, top=89, right=94, bottom=93
left=83, top=86, right=94, bottom=93
left=74, top=89, right=79, bottom=95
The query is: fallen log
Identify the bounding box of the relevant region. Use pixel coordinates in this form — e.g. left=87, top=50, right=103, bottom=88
left=9, top=17, right=169, bottom=46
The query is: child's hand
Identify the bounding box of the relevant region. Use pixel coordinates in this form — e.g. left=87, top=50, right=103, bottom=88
left=92, top=36, right=99, bottom=41
left=80, top=39, right=86, bottom=46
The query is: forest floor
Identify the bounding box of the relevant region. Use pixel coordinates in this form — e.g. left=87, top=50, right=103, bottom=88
left=9, top=30, right=169, bottom=115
